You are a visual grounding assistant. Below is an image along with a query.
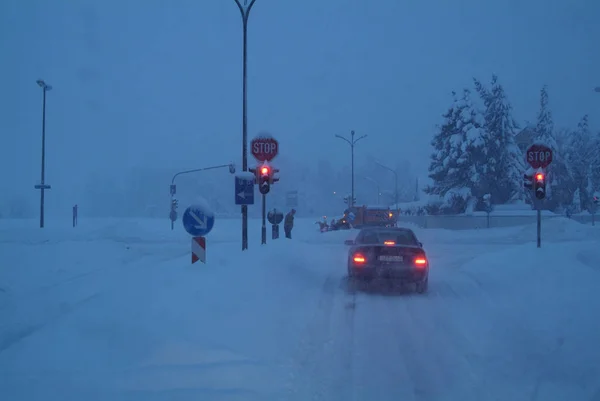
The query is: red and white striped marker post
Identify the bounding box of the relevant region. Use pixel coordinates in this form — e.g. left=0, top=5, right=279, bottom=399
left=192, top=236, right=206, bottom=264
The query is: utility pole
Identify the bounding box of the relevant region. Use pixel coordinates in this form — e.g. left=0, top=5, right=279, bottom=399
left=35, top=79, right=52, bottom=228
left=335, top=130, right=367, bottom=207
left=233, top=0, right=257, bottom=250
left=414, top=177, right=420, bottom=201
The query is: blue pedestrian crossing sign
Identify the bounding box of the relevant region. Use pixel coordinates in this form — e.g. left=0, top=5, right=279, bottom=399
left=235, top=174, right=255, bottom=205
left=182, top=203, right=215, bottom=237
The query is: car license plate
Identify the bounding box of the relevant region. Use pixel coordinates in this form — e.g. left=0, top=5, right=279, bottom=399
left=379, top=255, right=403, bottom=262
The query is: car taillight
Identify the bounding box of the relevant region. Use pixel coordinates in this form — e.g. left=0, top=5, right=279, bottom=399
left=353, top=253, right=366, bottom=264
left=384, top=241, right=395, bottom=246
left=414, top=256, right=427, bottom=267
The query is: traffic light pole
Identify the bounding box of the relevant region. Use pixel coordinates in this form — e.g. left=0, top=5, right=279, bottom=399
left=525, top=170, right=546, bottom=248
left=261, top=193, right=267, bottom=244
left=169, top=163, right=235, bottom=229
left=537, top=208, right=541, bottom=248
left=254, top=163, right=279, bottom=244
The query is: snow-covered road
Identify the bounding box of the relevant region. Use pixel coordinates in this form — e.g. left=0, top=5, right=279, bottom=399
left=1, top=217, right=599, bottom=401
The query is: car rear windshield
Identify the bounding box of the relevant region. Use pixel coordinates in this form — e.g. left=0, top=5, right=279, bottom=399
left=360, top=230, right=418, bottom=246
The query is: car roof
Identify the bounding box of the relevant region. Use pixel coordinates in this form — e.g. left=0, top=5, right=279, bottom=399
left=358, top=226, right=414, bottom=234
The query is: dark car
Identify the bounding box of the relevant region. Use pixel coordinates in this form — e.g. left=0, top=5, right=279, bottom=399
left=344, top=227, right=429, bottom=293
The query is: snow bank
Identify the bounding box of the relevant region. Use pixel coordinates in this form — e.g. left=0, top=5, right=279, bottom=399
left=0, top=216, right=334, bottom=400
left=451, top=236, right=600, bottom=401
left=405, top=216, right=599, bottom=247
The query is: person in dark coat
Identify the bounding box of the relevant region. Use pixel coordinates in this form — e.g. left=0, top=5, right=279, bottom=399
left=284, top=209, right=296, bottom=239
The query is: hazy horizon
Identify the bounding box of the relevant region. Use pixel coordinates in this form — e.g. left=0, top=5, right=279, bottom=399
left=2, top=0, right=599, bottom=217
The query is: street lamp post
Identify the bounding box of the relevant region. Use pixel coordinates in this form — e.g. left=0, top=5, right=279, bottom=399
left=233, top=0, right=257, bottom=251
left=335, top=130, right=367, bottom=207
left=375, top=161, right=399, bottom=210
left=363, top=176, right=380, bottom=204
left=35, top=79, right=52, bottom=228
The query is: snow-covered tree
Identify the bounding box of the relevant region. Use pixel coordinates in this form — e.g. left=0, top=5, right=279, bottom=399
left=564, top=115, right=594, bottom=210
left=535, top=86, right=558, bottom=149
left=533, top=85, right=571, bottom=209
left=589, top=130, right=600, bottom=198
left=425, top=89, right=484, bottom=212
left=571, top=188, right=581, bottom=214
left=473, top=75, right=525, bottom=204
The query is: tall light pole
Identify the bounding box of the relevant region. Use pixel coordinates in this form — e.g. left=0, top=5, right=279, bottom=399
left=35, top=79, right=52, bottom=228
left=234, top=0, right=257, bottom=251
left=335, top=130, right=367, bottom=207
left=362, top=176, right=380, bottom=204
left=414, top=177, right=420, bottom=201
left=375, top=161, right=398, bottom=209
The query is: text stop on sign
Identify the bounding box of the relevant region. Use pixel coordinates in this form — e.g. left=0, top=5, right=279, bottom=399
left=526, top=144, right=553, bottom=169
left=251, top=136, right=279, bottom=162
left=253, top=142, right=277, bottom=154
left=528, top=150, right=551, bottom=162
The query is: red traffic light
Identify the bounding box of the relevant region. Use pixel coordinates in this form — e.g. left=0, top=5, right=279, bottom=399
left=261, top=166, right=269, bottom=175
left=536, top=173, right=544, bottom=181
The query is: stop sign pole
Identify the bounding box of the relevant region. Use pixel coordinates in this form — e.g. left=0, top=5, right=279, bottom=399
left=526, top=143, right=553, bottom=248
left=251, top=135, right=280, bottom=245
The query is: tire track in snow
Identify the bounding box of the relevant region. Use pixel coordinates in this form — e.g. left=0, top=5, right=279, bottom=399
left=349, top=290, right=418, bottom=401
left=284, top=275, right=336, bottom=400
left=1, top=248, right=166, bottom=356
left=401, top=294, right=500, bottom=401
left=0, top=292, right=101, bottom=354
left=576, top=249, right=600, bottom=272
left=284, top=275, right=357, bottom=401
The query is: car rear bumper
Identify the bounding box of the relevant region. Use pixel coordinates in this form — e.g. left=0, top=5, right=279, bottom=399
left=349, top=265, right=427, bottom=282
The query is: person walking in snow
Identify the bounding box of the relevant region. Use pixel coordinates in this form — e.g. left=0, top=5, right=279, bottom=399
left=284, top=209, right=296, bottom=239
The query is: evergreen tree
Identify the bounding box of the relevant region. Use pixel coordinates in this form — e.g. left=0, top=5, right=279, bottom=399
left=588, top=129, right=600, bottom=199
left=535, top=85, right=558, bottom=149
left=473, top=75, right=525, bottom=204
left=571, top=188, right=581, bottom=214
left=565, top=115, right=593, bottom=210
left=425, top=89, right=483, bottom=211
left=533, top=85, right=571, bottom=209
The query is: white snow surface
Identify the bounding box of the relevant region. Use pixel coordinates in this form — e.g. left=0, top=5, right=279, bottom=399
left=253, top=131, right=275, bottom=140
left=236, top=172, right=255, bottom=180
left=188, top=197, right=215, bottom=217
left=1, top=217, right=600, bottom=401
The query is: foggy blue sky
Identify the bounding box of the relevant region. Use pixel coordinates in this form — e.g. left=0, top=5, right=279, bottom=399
left=1, top=0, right=599, bottom=211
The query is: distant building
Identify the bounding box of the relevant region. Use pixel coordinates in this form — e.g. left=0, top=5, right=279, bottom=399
left=515, top=125, right=537, bottom=153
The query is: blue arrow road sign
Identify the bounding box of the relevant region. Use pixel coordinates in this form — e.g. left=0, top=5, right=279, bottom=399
left=235, top=175, right=255, bottom=205
left=182, top=204, right=215, bottom=237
